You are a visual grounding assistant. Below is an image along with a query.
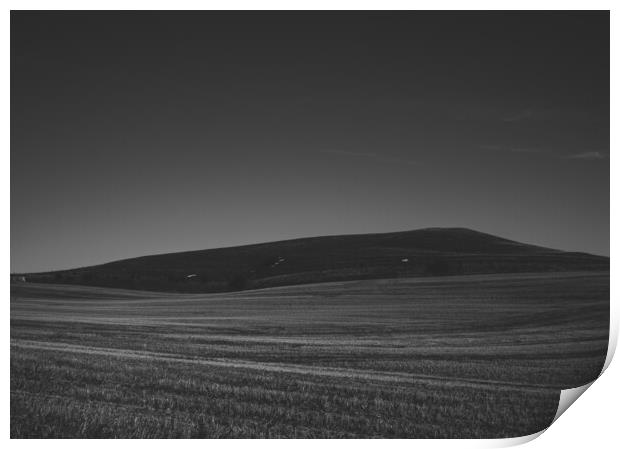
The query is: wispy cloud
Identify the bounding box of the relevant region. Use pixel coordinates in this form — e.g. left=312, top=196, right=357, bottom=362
left=478, top=144, right=503, bottom=151
left=567, top=151, right=607, bottom=160
left=319, top=149, right=417, bottom=166
left=501, top=109, right=534, bottom=123
left=510, top=147, right=543, bottom=154
left=478, top=144, right=544, bottom=154
left=480, top=145, right=608, bottom=161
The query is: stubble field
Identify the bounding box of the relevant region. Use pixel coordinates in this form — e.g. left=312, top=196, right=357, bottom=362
left=10, top=271, right=609, bottom=438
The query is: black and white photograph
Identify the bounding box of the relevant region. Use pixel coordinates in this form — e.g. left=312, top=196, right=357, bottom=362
left=9, top=8, right=611, bottom=440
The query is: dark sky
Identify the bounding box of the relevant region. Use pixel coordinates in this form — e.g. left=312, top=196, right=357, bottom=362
left=11, top=11, right=610, bottom=272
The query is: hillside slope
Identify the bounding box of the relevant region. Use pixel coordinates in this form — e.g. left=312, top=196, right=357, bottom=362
left=15, top=228, right=609, bottom=293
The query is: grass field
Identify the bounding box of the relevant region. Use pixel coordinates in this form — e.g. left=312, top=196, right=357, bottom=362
left=10, top=271, right=609, bottom=438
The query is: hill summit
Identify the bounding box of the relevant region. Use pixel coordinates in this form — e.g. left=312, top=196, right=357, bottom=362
left=15, top=228, right=609, bottom=293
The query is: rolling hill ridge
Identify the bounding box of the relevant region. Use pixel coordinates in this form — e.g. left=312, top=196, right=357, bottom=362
left=14, top=227, right=609, bottom=293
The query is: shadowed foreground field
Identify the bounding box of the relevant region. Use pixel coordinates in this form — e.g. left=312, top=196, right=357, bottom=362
left=10, top=272, right=609, bottom=438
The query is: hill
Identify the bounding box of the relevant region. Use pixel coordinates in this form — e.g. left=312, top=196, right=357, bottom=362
left=14, top=227, right=609, bottom=293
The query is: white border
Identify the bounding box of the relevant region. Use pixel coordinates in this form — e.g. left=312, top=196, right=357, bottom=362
left=4, top=2, right=616, bottom=447
left=2, top=1, right=617, bottom=11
